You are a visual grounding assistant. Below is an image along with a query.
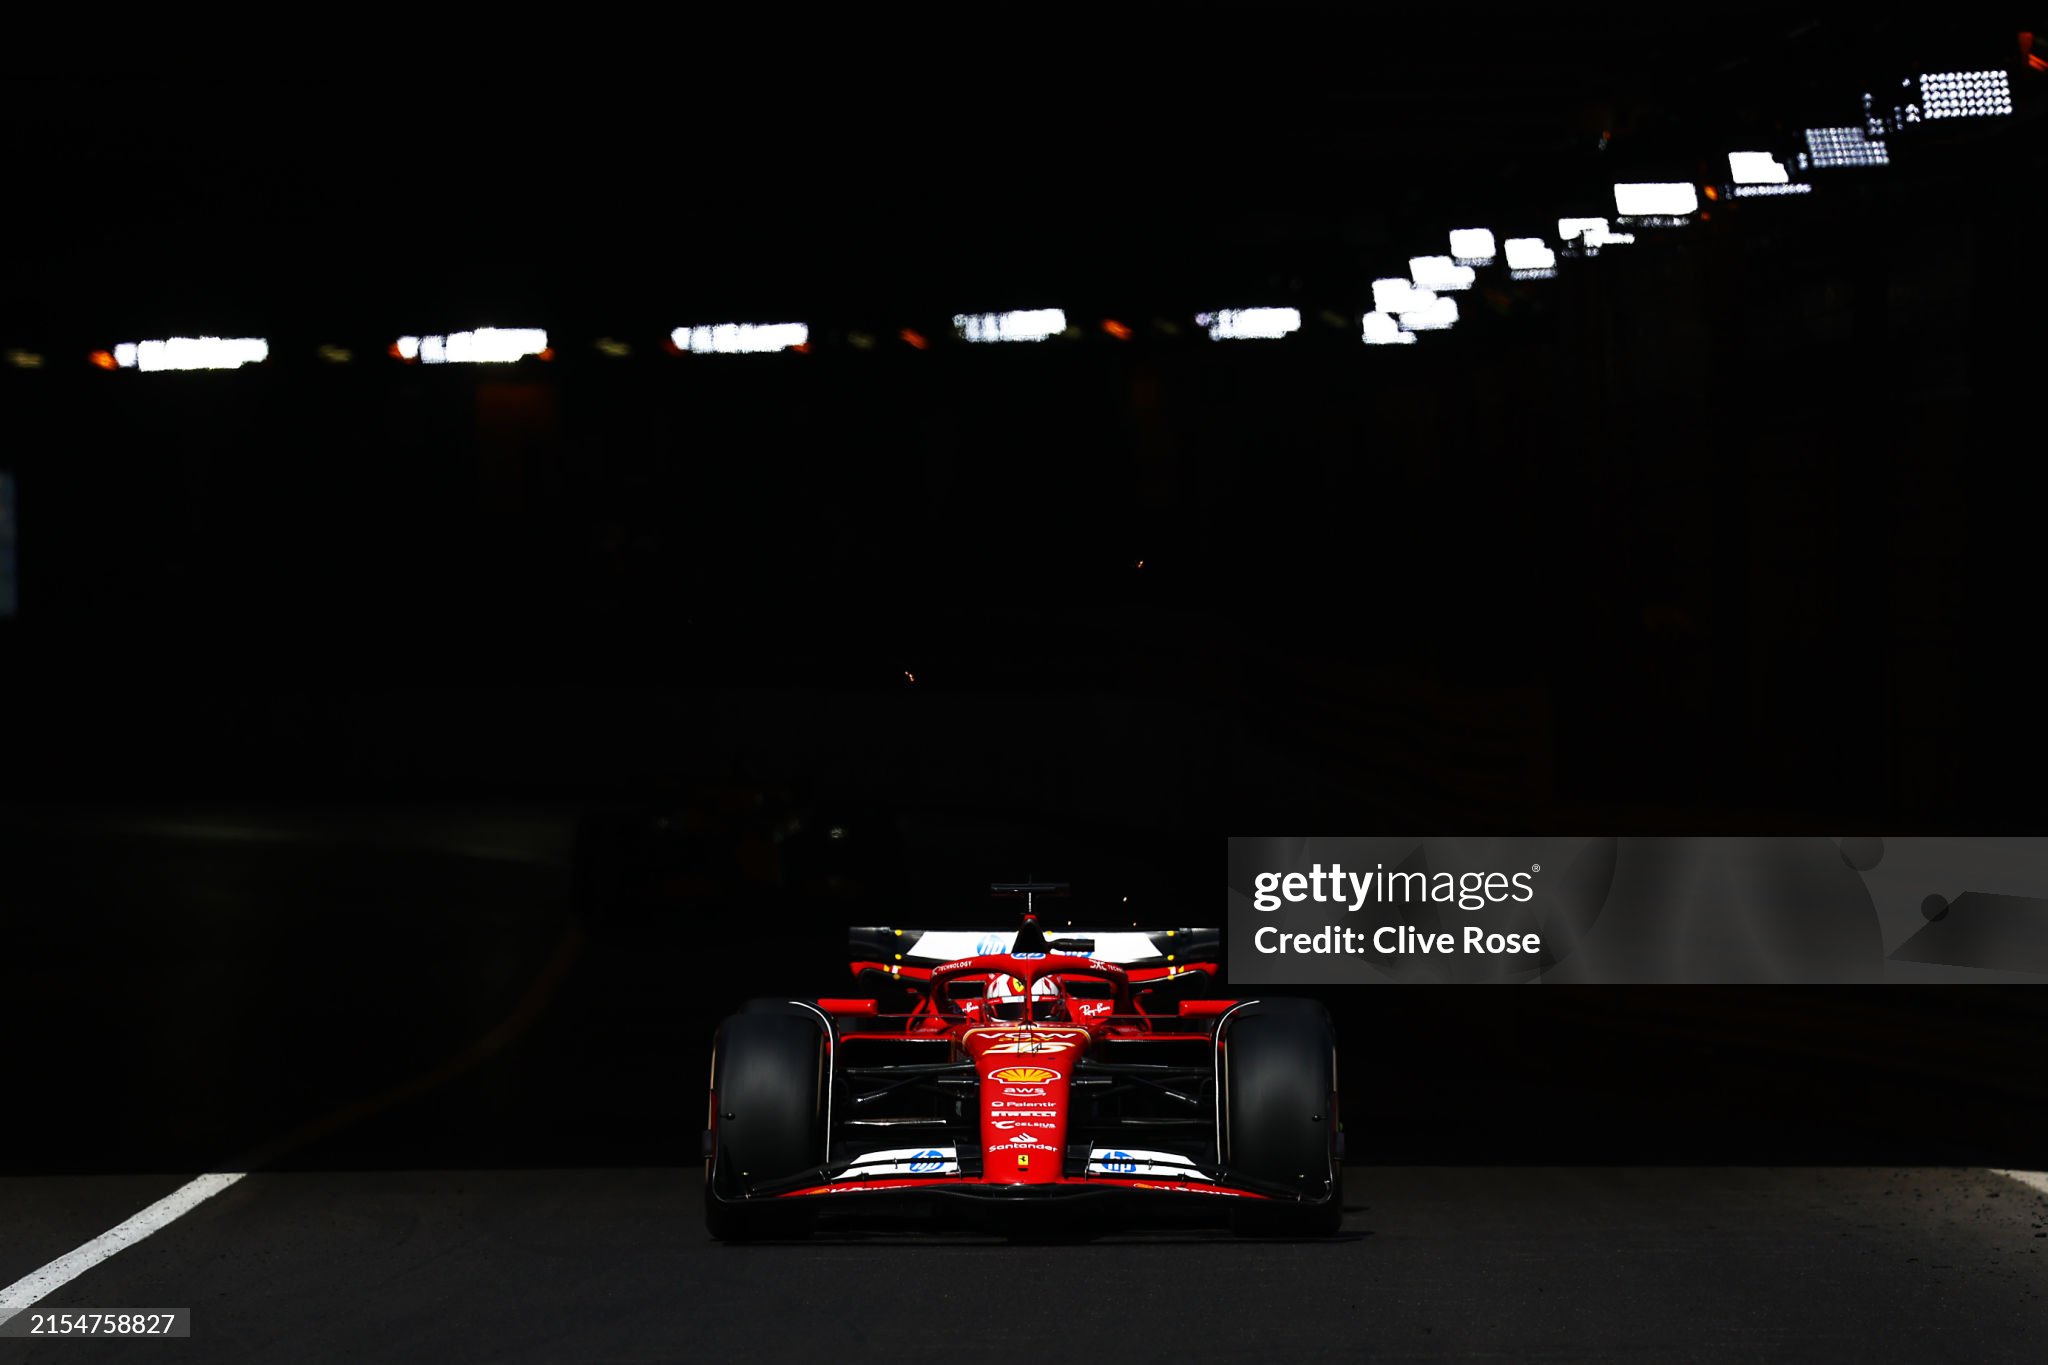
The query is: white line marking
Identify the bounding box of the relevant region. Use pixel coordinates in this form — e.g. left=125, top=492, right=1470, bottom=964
left=1991, top=1169, right=2048, bottom=1198
left=0, top=1172, right=246, bottom=1325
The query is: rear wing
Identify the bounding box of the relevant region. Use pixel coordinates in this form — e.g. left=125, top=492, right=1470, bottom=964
left=848, top=925, right=1221, bottom=983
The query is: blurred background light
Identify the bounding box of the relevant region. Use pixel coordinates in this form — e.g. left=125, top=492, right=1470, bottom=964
left=105, top=337, right=272, bottom=372
left=1919, top=70, right=2013, bottom=118
left=1372, top=278, right=1435, bottom=313
left=674, top=322, right=809, bottom=354
left=1198, top=308, right=1299, bottom=340
left=1448, top=228, right=1497, bottom=262
left=1728, top=151, right=1790, bottom=184
left=392, top=330, right=549, bottom=364
left=952, top=310, right=1066, bottom=343
left=1409, top=256, right=1476, bottom=290
left=1361, top=311, right=1415, bottom=345
left=1804, top=126, right=1889, bottom=167
left=1558, top=216, right=1635, bottom=247
left=1398, top=295, right=1459, bottom=331
left=1613, top=183, right=1699, bottom=216
left=1503, top=238, right=1556, bottom=271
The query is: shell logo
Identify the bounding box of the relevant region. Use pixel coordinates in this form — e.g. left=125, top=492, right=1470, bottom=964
left=989, top=1067, right=1059, bottom=1084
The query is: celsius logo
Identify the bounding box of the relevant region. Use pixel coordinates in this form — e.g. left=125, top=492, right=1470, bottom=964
left=1102, top=1151, right=1136, bottom=1174
left=989, top=1067, right=1058, bottom=1084
left=909, top=1150, right=945, bottom=1173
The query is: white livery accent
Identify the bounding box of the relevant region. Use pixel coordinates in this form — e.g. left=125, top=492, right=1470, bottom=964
left=832, top=1146, right=959, bottom=1179
left=902, top=930, right=1180, bottom=965
left=1086, top=1146, right=1213, bottom=1180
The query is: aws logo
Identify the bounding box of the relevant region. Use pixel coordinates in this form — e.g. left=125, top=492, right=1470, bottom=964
left=988, top=1067, right=1059, bottom=1084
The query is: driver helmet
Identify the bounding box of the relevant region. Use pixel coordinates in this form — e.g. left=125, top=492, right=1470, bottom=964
left=987, top=972, right=1064, bottom=1023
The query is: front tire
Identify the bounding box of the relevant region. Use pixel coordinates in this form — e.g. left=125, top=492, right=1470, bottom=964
left=1219, top=998, right=1342, bottom=1237
left=704, top=1010, right=827, bottom=1240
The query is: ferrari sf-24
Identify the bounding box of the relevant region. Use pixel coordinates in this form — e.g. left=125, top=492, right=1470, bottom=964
left=704, top=892, right=1341, bottom=1238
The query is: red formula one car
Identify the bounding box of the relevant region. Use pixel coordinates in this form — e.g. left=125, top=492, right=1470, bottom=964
left=702, top=889, right=1342, bottom=1239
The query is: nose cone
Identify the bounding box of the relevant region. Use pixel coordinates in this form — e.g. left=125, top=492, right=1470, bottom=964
left=964, top=1025, right=1091, bottom=1183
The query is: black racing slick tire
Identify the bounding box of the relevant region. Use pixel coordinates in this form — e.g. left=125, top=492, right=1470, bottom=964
left=1219, top=998, right=1343, bottom=1237
left=704, top=1010, right=828, bottom=1241
left=738, top=998, right=822, bottom=1016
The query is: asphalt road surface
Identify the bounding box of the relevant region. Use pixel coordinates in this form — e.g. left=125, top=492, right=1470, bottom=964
left=3, top=1166, right=2046, bottom=1362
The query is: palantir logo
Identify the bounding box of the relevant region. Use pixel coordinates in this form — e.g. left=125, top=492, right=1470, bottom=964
left=909, top=1150, right=944, bottom=1173
left=1102, top=1151, right=1136, bottom=1174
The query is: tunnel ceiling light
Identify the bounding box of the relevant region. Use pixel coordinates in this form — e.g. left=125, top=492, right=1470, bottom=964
left=1197, top=308, right=1299, bottom=340
left=1803, top=126, right=1888, bottom=167
left=1558, top=217, right=1634, bottom=248
left=674, top=322, right=809, bottom=353
left=396, top=329, right=548, bottom=364
left=1502, top=238, right=1555, bottom=271
left=1613, top=182, right=1699, bottom=216
left=953, top=309, right=1066, bottom=343
left=1919, top=70, right=2012, bottom=118
left=1448, top=228, right=1496, bottom=262
left=1398, top=295, right=1458, bottom=332
left=1372, top=278, right=1435, bottom=314
left=110, top=337, right=269, bottom=372
left=1361, top=311, right=1415, bottom=345
left=1409, top=256, right=1475, bottom=291
left=1728, top=151, right=1790, bottom=184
